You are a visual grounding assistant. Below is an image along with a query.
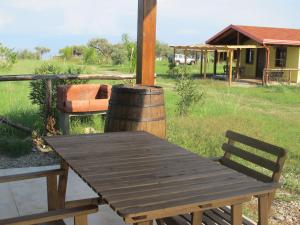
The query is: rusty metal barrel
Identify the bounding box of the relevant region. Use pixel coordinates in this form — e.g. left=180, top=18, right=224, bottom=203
left=104, top=84, right=166, bottom=139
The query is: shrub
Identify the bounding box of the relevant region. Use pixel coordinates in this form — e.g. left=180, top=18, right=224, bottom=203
left=29, top=63, right=87, bottom=133
left=174, top=66, right=204, bottom=116
left=111, top=45, right=128, bottom=65
left=83, top=48, right=99, bottom=64
left=0, top=43, right=17, bottom=70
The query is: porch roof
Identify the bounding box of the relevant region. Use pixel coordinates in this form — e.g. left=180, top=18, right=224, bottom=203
left=169, top=44, right=265, bottom=52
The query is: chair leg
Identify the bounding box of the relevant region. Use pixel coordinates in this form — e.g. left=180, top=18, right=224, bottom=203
left=74, top=215, right=88, bottom=225
left=231, top=203, right=242, bottom=225
left=47, top=175, right=58, bottom=210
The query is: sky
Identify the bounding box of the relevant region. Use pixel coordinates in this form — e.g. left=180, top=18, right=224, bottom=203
left=0, top=0, right=300, bottom=55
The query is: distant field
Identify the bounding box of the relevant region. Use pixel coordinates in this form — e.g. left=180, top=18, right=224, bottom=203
left=0, top=59, right=299, bottom=196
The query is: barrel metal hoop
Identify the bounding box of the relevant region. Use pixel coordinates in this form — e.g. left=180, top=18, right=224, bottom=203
left=108, top=102, right=165, bottom=108
left=107, top=116, right=165, bottom=122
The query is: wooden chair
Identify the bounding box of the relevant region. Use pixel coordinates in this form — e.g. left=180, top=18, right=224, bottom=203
left=0, top=168, right=99, bottom=225
left=160, top=130, right=287, bottom=225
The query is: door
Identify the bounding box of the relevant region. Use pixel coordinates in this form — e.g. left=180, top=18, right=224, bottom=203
left=256, top=49, right=266, bottom=78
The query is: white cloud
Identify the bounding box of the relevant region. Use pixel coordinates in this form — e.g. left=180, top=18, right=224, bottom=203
left=0, top=12, right=13, bottom=30
left=7, top=0, right=137, bottom=36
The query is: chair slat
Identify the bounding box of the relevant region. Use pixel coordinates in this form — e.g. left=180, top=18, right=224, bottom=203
left=222, top=143, right=279, bottom=172
left=220, top=158, right=273, bottom=183
left=226, top=131, right=286, bottom=157
left=0, top=205, right=98, bottom=225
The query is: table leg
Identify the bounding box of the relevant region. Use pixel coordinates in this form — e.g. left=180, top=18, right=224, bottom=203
left=192, top=211, right=203, bottom=225
left=57, top=160, right=69, bottom=209
left=231, top=203, right=242, bottom=225
left=47, top=175, right=58, bottom=210
left=258, top=194, right=269, bottom=225
left=134, top=221, right=153, bottom=225
left=74, top=215, right=88, bottom=225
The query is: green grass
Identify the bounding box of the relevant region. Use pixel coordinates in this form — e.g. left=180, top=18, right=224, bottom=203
left=0, top=59, right=300, bottom=196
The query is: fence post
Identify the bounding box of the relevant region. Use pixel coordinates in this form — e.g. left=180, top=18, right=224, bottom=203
left=289, top=70, right=292, bottom=85
left=45, top=79, right=52, bottom=132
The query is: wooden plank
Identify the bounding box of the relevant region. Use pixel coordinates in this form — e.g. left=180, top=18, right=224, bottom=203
left=220, top=158, right=273, bottom=183
left=134, top=221, right=153, bottom=225
left=0, top=73, right=135, bottom=82
left=65, top=198, right=102, bottom=208
left=0, top=205, right=98, bottom=225
left=225, top=131, right=286, bottom=157
left=0, top=169, right=64, bottom=184
left=222, top=143, right=279, bottom=172
left=111, top=181, right=265, bottom=211
left=136, top=0, right=157, bottom=85
left=108, top=175, right=252, bottom=205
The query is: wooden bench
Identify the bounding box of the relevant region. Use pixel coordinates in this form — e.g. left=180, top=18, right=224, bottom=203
left=0, top=168, right=100, bottom=225
left=160, top=130, right=287, bottom=225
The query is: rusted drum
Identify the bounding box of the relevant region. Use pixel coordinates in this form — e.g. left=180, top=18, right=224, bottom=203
left=105, top=84, right=166, bottom=139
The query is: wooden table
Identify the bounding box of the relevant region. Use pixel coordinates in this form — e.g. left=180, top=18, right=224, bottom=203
left=44, top=131, right=277, bottom=225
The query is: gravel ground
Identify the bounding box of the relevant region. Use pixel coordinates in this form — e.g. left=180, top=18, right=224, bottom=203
left=0, top=150, right=60, bottom=169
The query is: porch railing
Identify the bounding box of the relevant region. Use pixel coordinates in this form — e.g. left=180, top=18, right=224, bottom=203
left=263, top=68, right=300, bottom=85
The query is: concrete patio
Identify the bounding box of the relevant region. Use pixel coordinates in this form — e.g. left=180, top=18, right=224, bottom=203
left=0, top=165, right=127, bottom=225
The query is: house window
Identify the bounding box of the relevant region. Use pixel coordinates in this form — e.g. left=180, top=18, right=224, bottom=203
left=275, top=47, right=287, bottom=67
left=246, top=49, right=254, bottom=64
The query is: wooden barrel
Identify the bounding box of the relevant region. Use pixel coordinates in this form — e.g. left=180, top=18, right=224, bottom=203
left=105, top=85, right=166, bottom=139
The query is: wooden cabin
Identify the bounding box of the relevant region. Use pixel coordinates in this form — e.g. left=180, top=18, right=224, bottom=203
left=206, top=25, right=300, bottom=83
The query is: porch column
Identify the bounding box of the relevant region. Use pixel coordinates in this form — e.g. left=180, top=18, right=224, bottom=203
left=229, top=50, right=234, bottom=86
left=236, top=49, right=241, bottom=80
left=214, top=50, right=218, bottom=75
left=200, top=51, right=203, bottom=76
left=136, top=0, right=157, bottom=85
left=264, top=46, right=271, bottom=85
left=204, top=50, right=207, bottom=79
left=173, top=47, right=176, bottom=65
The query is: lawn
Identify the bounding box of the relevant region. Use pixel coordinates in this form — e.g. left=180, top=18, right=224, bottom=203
left=0, top=59, right=299, bottom=196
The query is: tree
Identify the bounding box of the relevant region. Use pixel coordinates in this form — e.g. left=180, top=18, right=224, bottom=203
left=59, top=46, right=74, bottom=61
left=122, top=33, right=137, bottom=73
left=156, top=41, right=172, bottom=59
left=17, top=49, right=39, bottom=60
left=87, top=38, right=113, bottom=64
left=0, top=43, right=17, bottom=70
left=111, top=44, right=128, bottom=65
left=35, top=46, right=51, bottom=59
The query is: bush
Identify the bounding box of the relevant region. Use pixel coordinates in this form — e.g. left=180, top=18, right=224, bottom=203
left=111, top=45, right=128, bottom=65
left=174, top=66, right=204, bottom=116
left=0, top=43, right=17, bottom=70
left=83, top=48, right=99, bottom=64
left=29, top=63, right=88, bottom=133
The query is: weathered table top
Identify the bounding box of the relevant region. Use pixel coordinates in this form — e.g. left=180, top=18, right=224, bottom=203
left=44, top=131, right=276, bottom=223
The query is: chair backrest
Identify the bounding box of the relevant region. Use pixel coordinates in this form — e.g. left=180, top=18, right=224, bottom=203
left=220, top=130, right=287, bottom=183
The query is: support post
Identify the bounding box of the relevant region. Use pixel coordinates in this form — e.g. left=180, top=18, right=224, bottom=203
left=236, top=49, right=241, bottom=80
left=200, top=51, right=203, bottom=76
left=264, top=46, right=270, bottom=85
left=229, top=50, right=234, bottom=86
left=184, top=49, right=187, bottom=65
left=173, top=47, right=176, bottom=65
left=213, top=50, right=217, bottom=75
left=204, top=50, right=207, bottom=79
left=136, top=0, right=157, bottom=86
left=45, top=79, right=52, bottom=132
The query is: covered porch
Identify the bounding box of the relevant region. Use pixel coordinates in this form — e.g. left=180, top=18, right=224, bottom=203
left=170, top=44, right=269, bottom=86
